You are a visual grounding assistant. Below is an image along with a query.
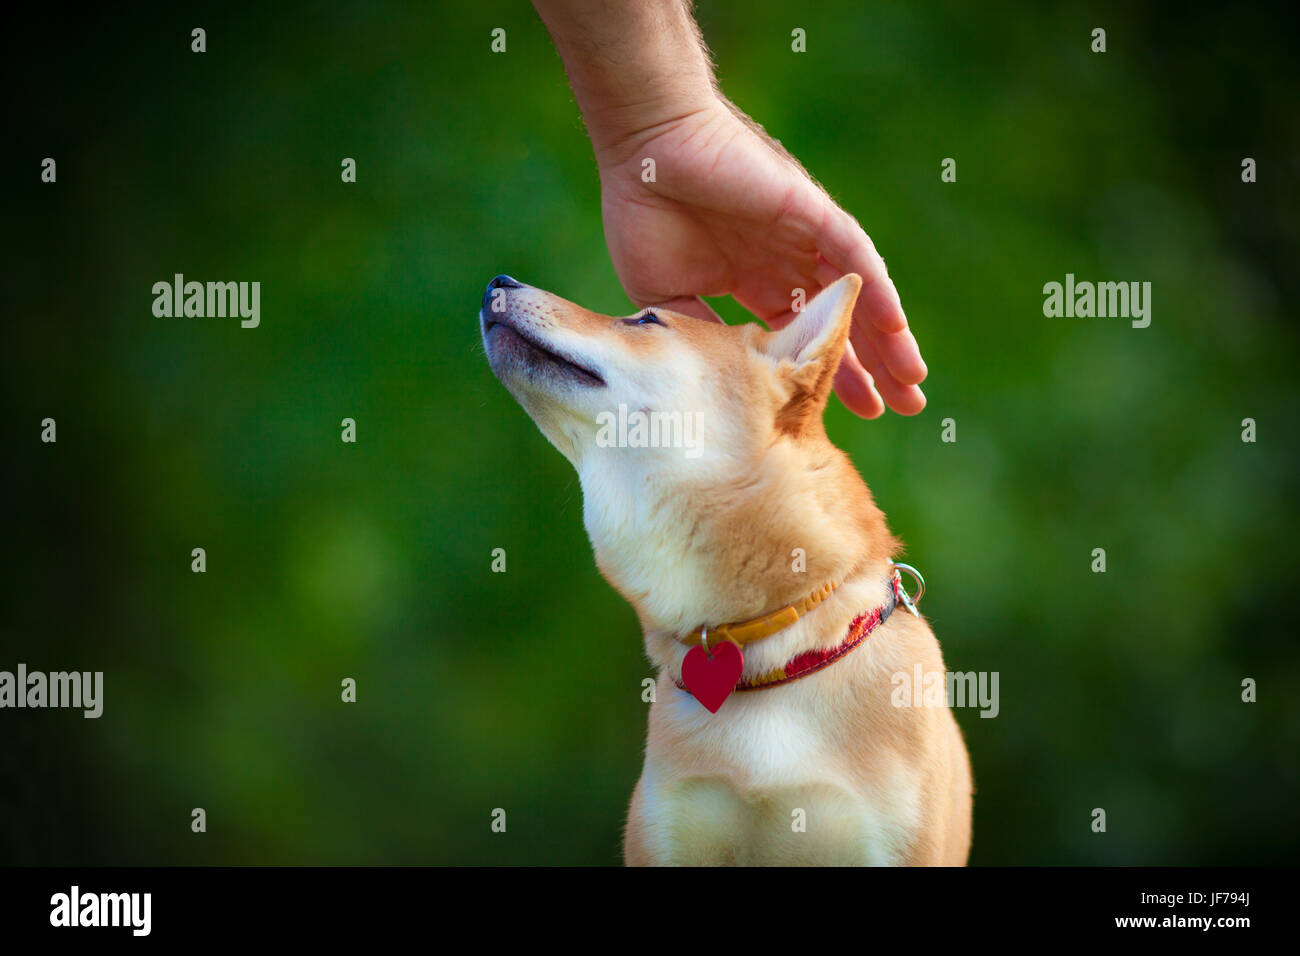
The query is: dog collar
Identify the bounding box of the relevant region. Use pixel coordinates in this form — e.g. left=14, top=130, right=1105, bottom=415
left=673, top=564, right=924, bottom=709
left=675, top=577, right=845, bottom=650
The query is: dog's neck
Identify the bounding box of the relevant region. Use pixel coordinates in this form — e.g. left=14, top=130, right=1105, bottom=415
left=579, top=431, right=898, bottom=672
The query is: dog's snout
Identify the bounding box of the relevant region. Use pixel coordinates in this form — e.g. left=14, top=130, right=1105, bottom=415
left=483, top=274, right=523, bottom=314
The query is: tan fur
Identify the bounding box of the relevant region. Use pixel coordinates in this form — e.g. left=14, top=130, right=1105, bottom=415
left=481, top=273, right=972, bottom=865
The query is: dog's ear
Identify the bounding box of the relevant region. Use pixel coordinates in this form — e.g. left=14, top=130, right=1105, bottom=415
left=759, top=274, right=861, bottom=435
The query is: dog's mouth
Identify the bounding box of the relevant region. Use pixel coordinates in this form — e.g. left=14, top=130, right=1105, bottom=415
left=483, top=315, right=606, bottom=388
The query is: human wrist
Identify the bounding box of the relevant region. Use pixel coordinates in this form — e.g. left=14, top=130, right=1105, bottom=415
left=583, top=85, right=722, bottom=168
left=533, top=0, right=721, bottom=160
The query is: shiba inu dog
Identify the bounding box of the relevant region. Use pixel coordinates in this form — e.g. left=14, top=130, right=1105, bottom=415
left=480, top=272, right=972, bottom=865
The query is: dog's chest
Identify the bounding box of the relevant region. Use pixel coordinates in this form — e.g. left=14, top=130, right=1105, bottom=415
left=640, top=690, right=923, bottom=865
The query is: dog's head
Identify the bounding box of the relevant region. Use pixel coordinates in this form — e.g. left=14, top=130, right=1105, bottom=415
left=480, top=273, right=888, bottom=633
left=480, top=273, right=862, bottom=459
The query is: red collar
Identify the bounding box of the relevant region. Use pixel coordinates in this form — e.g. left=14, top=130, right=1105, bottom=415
left=674, top=568, right=913, bottom=708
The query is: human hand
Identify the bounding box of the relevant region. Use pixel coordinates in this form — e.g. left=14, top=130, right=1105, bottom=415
left=593, top=96, right=926, bottom=418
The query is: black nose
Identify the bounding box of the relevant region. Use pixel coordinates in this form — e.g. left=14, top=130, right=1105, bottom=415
left=483, top=274, right=522, bottom=313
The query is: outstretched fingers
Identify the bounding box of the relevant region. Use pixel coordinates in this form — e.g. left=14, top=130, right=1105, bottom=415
left=819, top=210, right=928, bottom=413
left=848, top=325, right=927, bottom=415
left=833, top=341, right=886, bottom=419
left=822, top=210, right=904, bottom=334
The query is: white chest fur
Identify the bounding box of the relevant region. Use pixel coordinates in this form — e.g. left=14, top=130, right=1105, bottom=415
left=636, top=665, right=924, bottom=866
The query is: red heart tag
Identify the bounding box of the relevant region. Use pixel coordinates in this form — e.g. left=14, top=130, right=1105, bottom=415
left=681, top=640, right=744, bottom=713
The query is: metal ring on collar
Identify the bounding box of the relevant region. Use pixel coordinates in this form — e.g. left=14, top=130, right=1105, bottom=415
left=892, top=562, right=925, bottom=607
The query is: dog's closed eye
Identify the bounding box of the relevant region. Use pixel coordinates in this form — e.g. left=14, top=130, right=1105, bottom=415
left=623, top=312, right=666, bottom=328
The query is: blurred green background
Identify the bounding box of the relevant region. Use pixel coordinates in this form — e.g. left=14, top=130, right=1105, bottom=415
left=2, top=0, right=1297, bottom=865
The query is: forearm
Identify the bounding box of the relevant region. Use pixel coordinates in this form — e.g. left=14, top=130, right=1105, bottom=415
left=531, top=0, right=719, bottom=156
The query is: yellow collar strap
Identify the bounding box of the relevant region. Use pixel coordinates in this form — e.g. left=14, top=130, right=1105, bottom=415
left=676, top=578, right=842, bottom=650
